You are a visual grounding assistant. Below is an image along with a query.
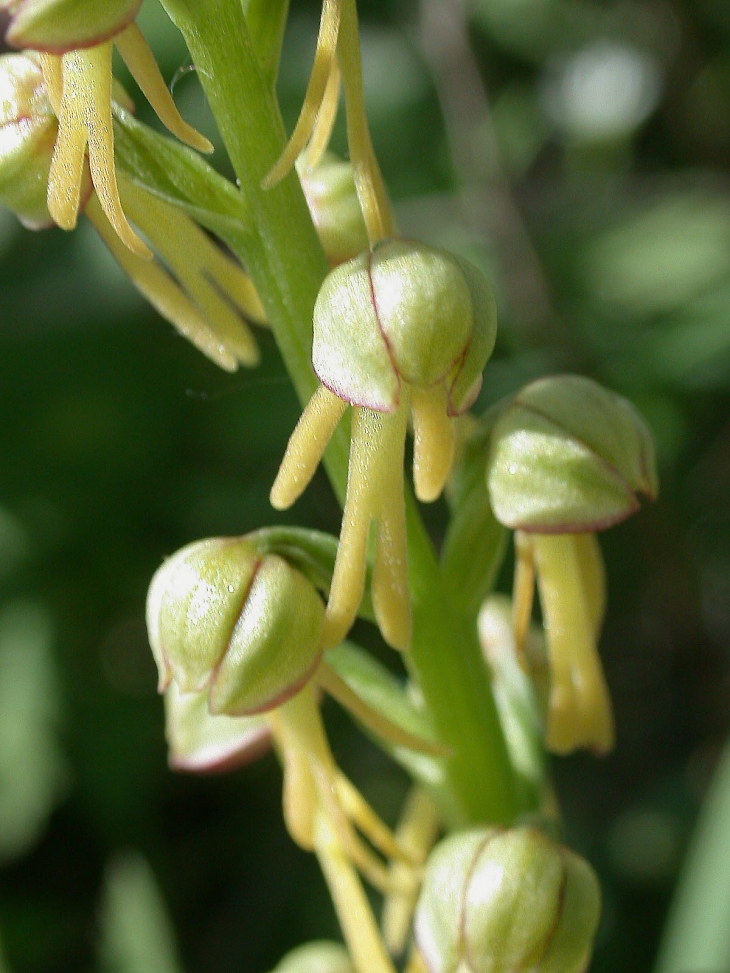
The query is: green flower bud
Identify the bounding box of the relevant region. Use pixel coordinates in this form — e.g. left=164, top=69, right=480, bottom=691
left=3, top=0, right=141, bottom=53
left=164, top=681, right=271, bottom=773
left=414, top=826, right=601, bottom=973
left=312, top=239, right=497, bottom=414
left=487, top=374, right=658, bottom=532
left=0, top=52, right=79, bottom=228
left=146, top=537, right=326, bottom=716
left=298, top=153, right=370, bottom=267
left=270, top=941, right=354, bottom=973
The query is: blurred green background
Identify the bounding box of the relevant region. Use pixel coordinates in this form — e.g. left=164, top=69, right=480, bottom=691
left=2, top=0, right=730, bottom=970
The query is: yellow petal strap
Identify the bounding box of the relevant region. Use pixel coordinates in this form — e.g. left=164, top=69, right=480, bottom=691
left=48, top=44, right=150, bottom=257
left=304, top=57, right=341, bottom=169
left=277, top=728, right=320, bottom=852
left=336, top=774, right=416, bottom=866
left=530, top=533, right=615, bottom=755
left=204, top=246, right=267, bottom=327
left=512, top=531, right=535, bottom=669
left=270, top=385, right=348, bottom=510
left=371, top=419, right=411, bottom=651
left=114, top=24, right=214, bottom=154
left=85, top=193, right=238, bottom=372
left=39, top=55, right=63, bottom=114
left=574, top=531, right=607, bottom=636
left=262, top=0, right=342, bottom=189
left=315, top=813, right=398, bottom=973
left=316, top=661, right=448, bottom=757
left=403, top=949, right=429, bottom=973
left=338, top=0, right=393, bottom=245
left=382, top=787, right=441, bottom=956
left=410, top=386, right=455, bottom=503
left=118, top=175, right=260, bottom=366
left=322, top=404, right=410, bottom=651
left=274, top=686, right=402, bottom=895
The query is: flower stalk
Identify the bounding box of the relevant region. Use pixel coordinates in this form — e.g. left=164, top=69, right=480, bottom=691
left=158, top=0, right=519, bottom=828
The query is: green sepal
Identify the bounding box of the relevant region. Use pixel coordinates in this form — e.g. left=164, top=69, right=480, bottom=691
left=313, top=250, right=398, bottom=410
left=164, top=681, right=270, bottom=773
left=414, top=826, right=601, bottom=973
left=487, top=374, right=658, bottom=532
left=112, top=104, right=252, bottom=248
left=325, top=642, right=446, bottom=791
left=146, top=537, right=325, bottom=716
left=4, top=0, right=141, bottom=53
left=442, top=414, right=509, bottom=618
left=270, top=941, right=354, bottom=973
left=370, top=241, right=473, bottom=390
left=448, top=256, right=498, bottom=414
left=312, top=241, right=497, bottom=412
left=298, top=153, right=370, bottom=267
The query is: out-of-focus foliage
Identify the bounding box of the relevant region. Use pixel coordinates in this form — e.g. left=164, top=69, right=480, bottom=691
left=99, top=853, right=184, bottom=973
left=1, top=0, right=729, bottom=972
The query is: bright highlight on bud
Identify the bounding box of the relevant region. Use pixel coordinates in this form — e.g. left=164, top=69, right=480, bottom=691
left=147, top=537, right=326, bottom=716
left=487, top=374, right=658, bottom=533
left=414, top=826, right=601, bottom=973
left=271, top=239, right=497, bottom=651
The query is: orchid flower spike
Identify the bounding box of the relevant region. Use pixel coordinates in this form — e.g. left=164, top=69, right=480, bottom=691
left=2, top=0, right=213, bottom=256
left=271, top=240, right=497, bottom=652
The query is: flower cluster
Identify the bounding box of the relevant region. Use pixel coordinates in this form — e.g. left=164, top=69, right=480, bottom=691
left=1, top=3, right=664, bottom=973
left=271, top=238, right=497, bottom=651
left=2, top=0, right=212, bottom=254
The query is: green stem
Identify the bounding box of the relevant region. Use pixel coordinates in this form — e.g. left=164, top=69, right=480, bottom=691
left=158, top=0, right=518, bottom=825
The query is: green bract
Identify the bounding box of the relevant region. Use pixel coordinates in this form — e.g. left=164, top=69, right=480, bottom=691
left=146, top=537, right=325, bottom=716
left=270, top=941, right=354, bottom=973
left=3, top=0, right=141, bottom=53
left=414, top=826, right=601, bottom=973
left=297, top=153, right=369, bottom=267
left=0, top=53, right=68, bottom=228
left=487, top=374, right=658, bottom=532
left=312, top=239, right=497, bottom=413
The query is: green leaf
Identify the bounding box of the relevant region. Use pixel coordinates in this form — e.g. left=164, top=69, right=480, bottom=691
left=99, top=853, right=184, bottom=973
left=655, top=740, right=730, bottom=973
left=112, top=105, right=252, bottom=246
left=0, top=600, right=68, bottom=864
left=325, top=642, right=446, bottom=792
